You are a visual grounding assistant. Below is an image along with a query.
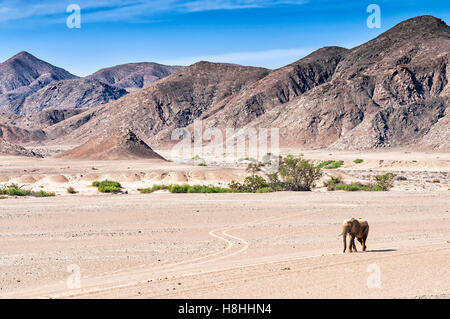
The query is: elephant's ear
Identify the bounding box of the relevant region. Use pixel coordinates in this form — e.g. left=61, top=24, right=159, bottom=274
left=352, top=219, right=361, bottom=232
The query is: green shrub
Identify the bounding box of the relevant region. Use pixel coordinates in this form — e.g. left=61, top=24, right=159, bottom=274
left=186, top=185, right=229, bottom=193
left=169, top=184, right=190, bottom=193
left=228, top=180, right=245, bottom=192
left=317, top=160, right=344, bottom=169
left=0, top=184, right=30, bottom=196
left=0, top=184, right=55, bottom=197
left=197, top=163, right=207, bottom=167
left=139, top=185, right=171, bottom=193
left=330, top=182, right=382, bottom=192
left=323, top=177, right=342, bottom=191
left=66, top=186, right=76, bottom=194
left=266, top=172, right=285, bottom=191
left=353, top=159, right=364, bottom=164
left=246, top=162, right=263, bottom=175
left=4, top=187, right=31, bottom=196
left=31, top=190, right=56, bottom=197
left=432, top=178, right=441, bottom=183
left=373, top=173, right=396, bottom=191
left=228, top=175, right=271, bottom=193
left=140, top=184, right=230, bottom=194
left=326, top=174, right=395, bottom=192
left=231, top=154, right=322, bottom=192
left=279, top=155, right=323, bottom=191
left=333, top=183, right=362, bottom=191
left=97, top=185, right=122, bottom=193
left=255, top=187, right=273, bottom=193
left=92, top=180, right=121, bottom=188
left=243, top=175, right=269, bottom=192
left=92, top=180, right=122, bottom=193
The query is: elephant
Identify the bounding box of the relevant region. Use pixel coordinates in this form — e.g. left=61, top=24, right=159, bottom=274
left=342, top=218, right=369, bottom=253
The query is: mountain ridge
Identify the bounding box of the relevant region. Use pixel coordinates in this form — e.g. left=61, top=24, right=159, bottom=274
left=0, top=52, right=183, bottom=115
left=86, top=62, right=184, bottom=91
left=0, top=15, right=448, bottom=152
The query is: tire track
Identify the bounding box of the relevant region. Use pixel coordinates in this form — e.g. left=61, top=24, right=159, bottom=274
left=12, top=211, right=346, bottom=298
left=24, top=215, right=280, bottom=298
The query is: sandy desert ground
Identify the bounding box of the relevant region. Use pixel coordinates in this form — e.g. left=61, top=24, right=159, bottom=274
left=0, top=150, right=449, bottom=298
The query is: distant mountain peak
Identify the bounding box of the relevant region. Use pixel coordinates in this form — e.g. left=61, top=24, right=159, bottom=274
left=0, top=51, right=78, bottom=113
left=398, top=15, right=447, bottom=27
left=5, top=51, right=40, bottom=63
left=385, top=15, right=449, bottom=38
left=86, top=62, right=183, bottom=91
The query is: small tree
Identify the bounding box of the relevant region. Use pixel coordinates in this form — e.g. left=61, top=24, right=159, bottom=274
left=323, top=177, right=342, bottom=191
left=278, top=155, right=323, bottom=191
left=373, top=173, right=396, bottom=191
left=243, top=175, right=269, bottom=192
left=266, top=172, right=284, bottom=191
left=229, top=176, right=270, bottom=193
left=246, top=161, right=262, bottom=175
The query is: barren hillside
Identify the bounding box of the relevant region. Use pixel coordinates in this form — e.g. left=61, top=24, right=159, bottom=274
left=55, top=128, right=165, bottom=160
left=86, top=62, right=184, bottom=91
left=0, top=16, right=448, bottom=152
left=0, top=51, right=77, bottom=114
left=44, top=62, right=270, bottom=145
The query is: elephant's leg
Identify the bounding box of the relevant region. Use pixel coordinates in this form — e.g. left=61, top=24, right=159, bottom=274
left=350, top=236, right=357, bottom=252
left=362, top=227, right=369, bottom=251
left=358, top=237, right=366, bottom=251
left=343, top=234, right=347, bottom=253
left=353, top=237, right=358, bottom=252
left=362, top=235, right=368, bottom=251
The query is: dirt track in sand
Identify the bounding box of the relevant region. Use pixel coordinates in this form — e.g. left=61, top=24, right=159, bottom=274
left=1, top=191, right=449, bottom=299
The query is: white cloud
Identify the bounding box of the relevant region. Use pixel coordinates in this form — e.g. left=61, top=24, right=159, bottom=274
left=177, top=0, right=308, bottom=12
left=0, top=0, right=309, bottom=23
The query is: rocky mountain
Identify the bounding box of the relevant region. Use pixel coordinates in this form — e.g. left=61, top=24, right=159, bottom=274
left=0, top=123, right=46, bottom=144
left=86, top=62, right=184, bottom=91
left=203, top=15, right=450, bottom=150
left=0, top=108, right=86, bottom=144
left=0, top=138, right=42, bottom=157
left=0, top=51, right=78, bottom=113
left=44, top=62, right=270, bottom=144
left=1, top=15, right=449, bottom=152
left=258, top=15, right=450, bottom=149
left=19, top=79, right=127, bottom=114
left=55, top=128, right=165, bottom=160
left=0, top=53, right=182, bottom=116
left=198, top=46, right=349, bottom=129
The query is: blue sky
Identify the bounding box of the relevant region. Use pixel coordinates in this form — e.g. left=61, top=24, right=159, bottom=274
left=0, top=0, right=448, bottom=76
